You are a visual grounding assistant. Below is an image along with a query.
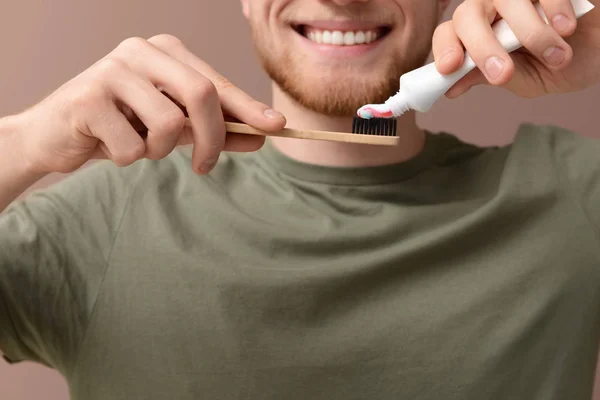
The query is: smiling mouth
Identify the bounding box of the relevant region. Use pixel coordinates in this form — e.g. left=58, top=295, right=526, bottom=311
left=292, top=25, right=392, bottom=46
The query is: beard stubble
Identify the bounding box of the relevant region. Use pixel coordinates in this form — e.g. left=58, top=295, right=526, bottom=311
left=249, top=23, right=435, bottom=117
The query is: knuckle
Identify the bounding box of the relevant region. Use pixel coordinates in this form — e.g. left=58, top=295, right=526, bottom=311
left=94, top=57, right=128, bottom=77
left=71, top=83, right=105, bottom=110
left=116, top=36, right=148, bottom=54
left=435, top=20, right=453, bottom=35
left=115, top=144, right=145, bottom=166
left=520, top=27, right=547, bottom=49
left=187, top=79, right=218, bottom=104
left=155, top=109, right=187, bottom=136
left=452, top=2, right=468, bottom=21
left=492, top=0, right=506, bottom=9
left=147, top=34, right=184, bottom=49
left=453, top=0, right=485, bottom=26
left=212, top=74, right=235, bottom=92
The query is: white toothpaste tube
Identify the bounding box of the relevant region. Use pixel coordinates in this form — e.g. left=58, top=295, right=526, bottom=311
left=357, top=0, right=595, bottom=119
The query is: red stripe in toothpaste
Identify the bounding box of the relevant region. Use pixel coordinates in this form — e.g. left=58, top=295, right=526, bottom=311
left=361, top=107, right=394, bottom=118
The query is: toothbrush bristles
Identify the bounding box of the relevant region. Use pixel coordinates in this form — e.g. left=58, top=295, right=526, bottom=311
left=351, top=117, right=397, bottom=136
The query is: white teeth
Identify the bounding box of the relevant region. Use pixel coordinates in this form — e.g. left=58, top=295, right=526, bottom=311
left=303, top=28, right=381, bottom=46
left=331, top=31, right=344, bottom=45
left=343, top=31, right=355, bottom=45
left=355, top=31, right=365, bottom=44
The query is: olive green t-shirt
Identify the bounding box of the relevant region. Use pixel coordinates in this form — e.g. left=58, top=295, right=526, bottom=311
left=1, top=124, right=600, bottom=399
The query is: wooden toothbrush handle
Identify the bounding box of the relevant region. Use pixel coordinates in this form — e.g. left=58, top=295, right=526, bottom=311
left=224, top=122, right=399, bottom=146
left=160, top=90, right=398, bottom=146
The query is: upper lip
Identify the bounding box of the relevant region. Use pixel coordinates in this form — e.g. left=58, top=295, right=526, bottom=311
left=291, top=20, right=392, bottom=31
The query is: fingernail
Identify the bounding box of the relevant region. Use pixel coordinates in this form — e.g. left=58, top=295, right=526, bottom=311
left=484, top=56, right=505, bottom=80
left=543, top=46, right=565, bottom=66
left=263, top=109, right=284, bottom=119
left=551, top=14, right=572, bottom=33
left=200, top=156, right=219, bottom=172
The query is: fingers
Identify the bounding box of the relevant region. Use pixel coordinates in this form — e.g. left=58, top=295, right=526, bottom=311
left=148, top=34, right=286, bottom=132
left=441, top=0, right=577, bottom=92
left=538, top=0, right=578, bottom=37
left=432, top=21, right=465, bottom=75
left=106, top=60, right=187, bottom=161
left=452, top=0, right=516, bottom=85
left=494, top=0, right=573, bottom=69
left=86, top=102, right=146, bottom=167
left=176, top=120, right=266, bottom=152
left=111, top=35, right=280, bottom=173
left=112, top=37, right=227, bottom=172
left=103, top=35, right=280, bottom=173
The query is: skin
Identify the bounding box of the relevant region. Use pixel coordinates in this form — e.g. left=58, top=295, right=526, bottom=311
left=0, top=0, right=599, bottom=214
left=437, top=0, right=600, bottom=98
left=243, top=0, right=600, bottom=166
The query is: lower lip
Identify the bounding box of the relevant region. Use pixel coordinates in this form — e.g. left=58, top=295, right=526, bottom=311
left=294, top=31, right=385, bottom=57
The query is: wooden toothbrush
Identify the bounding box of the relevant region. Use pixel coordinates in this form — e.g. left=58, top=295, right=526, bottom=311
left=161, top=91, right=399, bottom=146
left=225, top=119, right=399, bottom=146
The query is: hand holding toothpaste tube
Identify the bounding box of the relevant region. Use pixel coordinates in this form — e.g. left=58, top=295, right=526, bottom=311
left=434, top=0, right=600, bottom=98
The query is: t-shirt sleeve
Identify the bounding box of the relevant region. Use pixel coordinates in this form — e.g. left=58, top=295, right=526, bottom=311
left=0, top=160, right=139, bottom=373
left=541, top=124, right=600, bottom=234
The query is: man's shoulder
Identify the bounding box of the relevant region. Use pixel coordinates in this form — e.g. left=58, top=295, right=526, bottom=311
left=46, top=146, right=264, bottom=211
left=429, top=124, right=600, bottom=196
left=437, top=123, right=597, bottom=161
left=506, top=123, right=600, bottom=170
left=465, top=123, right=600, bottom=199
left=7, top=147, right=207, bottom=223
left=44, top=146, right=205, bottom=197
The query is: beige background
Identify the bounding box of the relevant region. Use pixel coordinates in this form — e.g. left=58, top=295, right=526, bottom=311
left=1, top=1, right=599, bottom=399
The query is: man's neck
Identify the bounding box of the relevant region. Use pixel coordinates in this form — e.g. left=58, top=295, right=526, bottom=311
left=269, top=84, right=426, bottom=167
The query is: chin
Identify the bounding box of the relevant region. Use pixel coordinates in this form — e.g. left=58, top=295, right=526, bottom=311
left=252, top=33, right=423, bottom=116
left=285, top=82, right=394, bottom=116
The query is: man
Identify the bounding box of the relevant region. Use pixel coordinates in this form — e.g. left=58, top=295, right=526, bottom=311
left=1, top=0, right=599, bottom=398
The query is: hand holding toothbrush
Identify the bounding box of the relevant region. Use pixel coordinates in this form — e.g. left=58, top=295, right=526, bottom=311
left=434, top=0, right=600, bottom=98
left=3, top=34, right=287, bottom=177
